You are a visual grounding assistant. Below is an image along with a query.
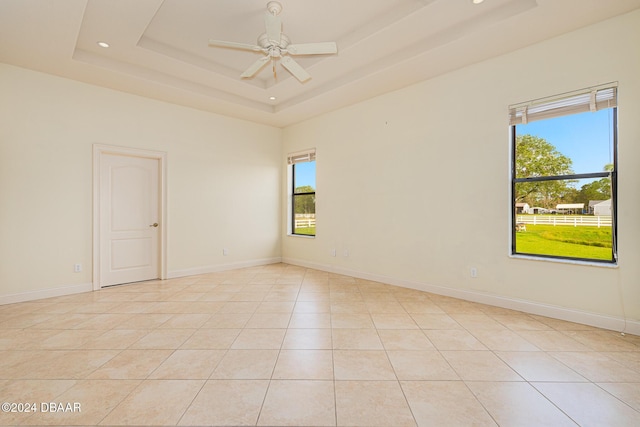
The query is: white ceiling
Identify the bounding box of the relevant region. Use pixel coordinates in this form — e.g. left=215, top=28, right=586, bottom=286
left=1, top=0, right=639, bottom=127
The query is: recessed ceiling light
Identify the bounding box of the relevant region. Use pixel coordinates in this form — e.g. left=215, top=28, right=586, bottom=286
left=269, top=96, right=276, bottom=101
left=472, top=0, right=484, bottom=4
left=97, top=41, right=110, bottom=48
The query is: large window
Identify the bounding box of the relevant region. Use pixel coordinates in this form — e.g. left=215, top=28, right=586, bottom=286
left=288, top=149, right=316, bottom=236
left=509, top=84, right=617, bottom=263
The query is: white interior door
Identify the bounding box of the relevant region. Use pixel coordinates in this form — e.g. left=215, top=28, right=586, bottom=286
left=99, top=153, right=160, bottom=287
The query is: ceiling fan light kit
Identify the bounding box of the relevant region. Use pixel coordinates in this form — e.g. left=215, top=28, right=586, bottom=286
left=208, top=1, right=338, bottom=83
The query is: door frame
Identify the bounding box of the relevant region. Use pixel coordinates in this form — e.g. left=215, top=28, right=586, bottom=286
left=93, top=144, right=168, bottom=290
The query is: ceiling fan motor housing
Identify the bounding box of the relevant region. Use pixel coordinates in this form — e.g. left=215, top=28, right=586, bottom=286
left=258, top=33, right=289, bottom=49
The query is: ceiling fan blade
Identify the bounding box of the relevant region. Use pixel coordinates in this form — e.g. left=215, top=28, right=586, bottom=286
left=208, top=39, right=262, bottom=52
left=281, top=56, right=311, bottom=82
left=240, top=56, right=271, bottom=78
left=287, top=42, right=338, bottom=55
left=264, top=12, right=281, bottom=43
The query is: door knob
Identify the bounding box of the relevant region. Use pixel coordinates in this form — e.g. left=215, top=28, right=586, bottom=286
left=150, top=223, right=159, bottom=228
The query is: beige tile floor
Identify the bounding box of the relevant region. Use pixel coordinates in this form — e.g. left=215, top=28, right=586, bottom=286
left=1, top=263, right=639, bottom=426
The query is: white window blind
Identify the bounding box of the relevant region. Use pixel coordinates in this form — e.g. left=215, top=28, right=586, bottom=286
left=288, top=148, right=316, bottom=165
left=509, top=83, right=617, bottom=126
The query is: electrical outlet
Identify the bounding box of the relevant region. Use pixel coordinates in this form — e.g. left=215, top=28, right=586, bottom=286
left=223, top=248, right=229, bottom=256
left=330, top=249, right=336, bottom=257
left=343, top=248, right=349, bottom=257
left=74, top=263, right=82, bottom=273
left=470, top=267, right=478, bottom=278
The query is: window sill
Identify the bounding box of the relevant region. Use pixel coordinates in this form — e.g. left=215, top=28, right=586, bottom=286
left=288, top=234, right=315, bottom=239
left=509, top=253, right=618, bottom=268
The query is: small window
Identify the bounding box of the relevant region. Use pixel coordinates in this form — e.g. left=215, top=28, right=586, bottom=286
left=509, top=84, right=617, bottom=263
left=288, top=149, right=316, bottom=236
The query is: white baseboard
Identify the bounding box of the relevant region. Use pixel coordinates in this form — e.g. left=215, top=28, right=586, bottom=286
left=167, top=257, right=283, bottom=279
left=0, top=282, right=93, bottom=306
left=283, top=257, right=640, bottom=336
left=0, top=258, right=282, bottom=306
left=4, top=257, right=637, bottom=337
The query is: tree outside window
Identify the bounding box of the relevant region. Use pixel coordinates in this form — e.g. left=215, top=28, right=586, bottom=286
left=510, top=85, right=617, bottom=263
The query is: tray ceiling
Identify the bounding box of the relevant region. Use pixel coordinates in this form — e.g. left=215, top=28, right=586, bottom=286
left=1, top=0, right=639, bottom=127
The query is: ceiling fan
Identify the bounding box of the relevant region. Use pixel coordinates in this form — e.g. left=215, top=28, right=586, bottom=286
left=208, top=1, right=338, bottom=83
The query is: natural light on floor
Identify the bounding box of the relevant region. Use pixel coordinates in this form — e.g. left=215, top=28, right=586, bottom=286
left=1, top=263, right=638, bottom=426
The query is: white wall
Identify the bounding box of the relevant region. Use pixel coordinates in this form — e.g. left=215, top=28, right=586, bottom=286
left=0, top=64, right=282, bottom=301
left=282, top=10, right=640, bottom=331
left=2, top=10, right=639, bottom=333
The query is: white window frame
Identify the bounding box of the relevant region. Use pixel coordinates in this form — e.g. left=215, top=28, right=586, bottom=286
left=287, top=148, right=316, bottom=238
left=509, top=83, right=618, bottom=264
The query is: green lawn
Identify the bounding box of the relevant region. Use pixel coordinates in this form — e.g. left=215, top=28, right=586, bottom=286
left=294, top=226, right=316, bottom=236
left=515, top=224, right=613, bottom=261
left=295, top=223, right=612, bottom=259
